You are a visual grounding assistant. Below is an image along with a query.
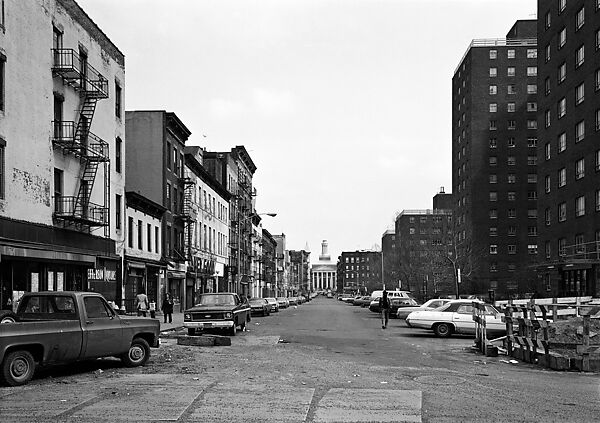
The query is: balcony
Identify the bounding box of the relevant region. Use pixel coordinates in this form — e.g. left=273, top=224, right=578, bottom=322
left=52, top=121, right=109, bottom=161
left=53, top=196, right=108, bottom=227
left=52, top=49, right=109, bottom=99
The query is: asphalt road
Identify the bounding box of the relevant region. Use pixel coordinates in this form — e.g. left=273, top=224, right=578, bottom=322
left=0, top=296, right=598, bottom=422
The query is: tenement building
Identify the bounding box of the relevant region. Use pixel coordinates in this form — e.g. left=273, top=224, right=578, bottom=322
left=535, top=1, right=600, bottom=297
left=0, top=0, right=125, bottom=309
left=337, top=250, right=381, bottom=295
left=452, top=20, right=539, bottom=299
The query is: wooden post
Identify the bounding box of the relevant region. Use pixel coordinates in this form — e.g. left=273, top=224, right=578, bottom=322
left=582, top=314, right=590, bottom=372
left=505, top=301, right=513, bottom=356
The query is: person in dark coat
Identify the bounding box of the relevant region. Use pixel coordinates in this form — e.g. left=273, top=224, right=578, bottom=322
left=161, top=293, right=174, bottom=324
left=379, top=290, right=390, bottom=329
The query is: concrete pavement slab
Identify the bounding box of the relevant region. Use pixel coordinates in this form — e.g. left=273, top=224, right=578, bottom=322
left=189, top=381, right=314, bottom=423
left=313, top=388, right=422, bottom=423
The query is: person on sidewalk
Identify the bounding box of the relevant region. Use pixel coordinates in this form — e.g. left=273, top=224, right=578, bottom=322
left=136, top=290, right=149, bottom=317
left=161, top=293, right=174, bottom=324
left=379, top=290, right=390, bottom=329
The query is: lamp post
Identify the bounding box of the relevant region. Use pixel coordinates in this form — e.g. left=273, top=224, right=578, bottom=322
left=236, top=212, right=276, bottom=296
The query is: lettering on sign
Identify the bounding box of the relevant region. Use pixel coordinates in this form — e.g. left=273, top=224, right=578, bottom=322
left=88, top=267, right=117, bottom=281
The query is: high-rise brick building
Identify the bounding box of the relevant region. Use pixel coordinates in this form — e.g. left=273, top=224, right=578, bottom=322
left=452, top=20, right=539, bottom=298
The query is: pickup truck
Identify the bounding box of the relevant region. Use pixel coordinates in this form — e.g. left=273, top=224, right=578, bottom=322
left=0, top=291, right=160, bottom=386
left=184, top=292, right=250, bottom=336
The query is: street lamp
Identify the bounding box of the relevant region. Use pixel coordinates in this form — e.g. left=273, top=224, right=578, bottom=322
left=236, top=212, right=276, bottom=297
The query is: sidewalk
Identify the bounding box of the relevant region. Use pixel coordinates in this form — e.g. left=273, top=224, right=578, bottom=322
left=126, top=311, right=184, bottom=333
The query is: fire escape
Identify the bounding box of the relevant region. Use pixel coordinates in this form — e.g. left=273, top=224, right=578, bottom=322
left=51, top=49, right=110, bottom=235
left=180, top=172, right=197, bottom=263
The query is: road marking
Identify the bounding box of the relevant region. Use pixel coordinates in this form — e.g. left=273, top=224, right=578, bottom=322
left=0, top=386, right=98, bottom=418
left=313, top=388, right=422, bottom=422
left=189, top=381, right=314, bottom=422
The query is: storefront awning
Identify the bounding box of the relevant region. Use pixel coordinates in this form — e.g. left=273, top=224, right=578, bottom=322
left=0, top=245, right=96, bottom=264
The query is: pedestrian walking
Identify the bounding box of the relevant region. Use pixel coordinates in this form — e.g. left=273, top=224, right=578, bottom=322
left=379, top=290, right=390, bottom=329
left=136, top=290, right=149, bottom=317
left=161, top=293, right=174, bottom=324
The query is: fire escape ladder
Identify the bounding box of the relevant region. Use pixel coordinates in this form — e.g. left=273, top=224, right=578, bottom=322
left=74, top=159, right=99, bottom=217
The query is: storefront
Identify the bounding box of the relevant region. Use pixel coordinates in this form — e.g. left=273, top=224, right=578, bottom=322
left=123, top=258, right=165, bottom=313
left=167, top=263, right=187, bottom=312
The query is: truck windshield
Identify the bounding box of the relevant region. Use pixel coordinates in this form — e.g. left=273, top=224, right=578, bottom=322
left=198, top=294, right=235, bottom=306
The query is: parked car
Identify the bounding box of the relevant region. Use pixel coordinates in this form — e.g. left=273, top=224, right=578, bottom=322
left=353, top=296, right=372, bottom=307
left=288, top=297, right=298, bottom=306
left=265, top=298, right=279, bottom=312
left=326, top=292, right=334, bottom=298
left=277, top=297, right=289, bottom=308
left=405, top=299, right=505, bottom=338
left=338, top=294, right=353, bottom=302
left=184, top=293, right=251, bottom=336
left=369, top=290, right=415, bottom=313
left=248, top=298, right=270, bottom=316
left=389, top=298, right=421, bottom=317
left=396, top=298, right=452, bottom=320
left=0, top=291, right=160, bottom=386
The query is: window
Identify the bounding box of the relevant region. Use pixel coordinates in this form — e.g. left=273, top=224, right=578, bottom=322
left=155, top=226, right=160, bottom=254
left=545, top=143, right=551, bottom=160
left=576, top=158, right=585, bottom=179
left=489, top=138, right=497, bottom=148
left=489, top=49, right=497, bottom=59
left=527, top=66, right=537, bottom=76
left=166, top=142, right=171, bottom=169
left=545, top=208, right=551, bottom=226
left=490, top=245, right=498, bottom=254
left=0, top=0, right=4, bottom=31
left=558, top=27, right=566, bottom=48
left=575, top=83, right=585, bottom=105
left=597, top=69, right=600, bottom=90
left=489, top=156, right=497, bottom=166
left=528, top=174, right=537, bottom=183
left=489, top=103, right=497, bottom=113
left=558, top=62, right=566, bottom=83
left=115, top=81, right=122, bottom=118
left=507, top=102, right=515, bottom=112
left=527, top=102, right=537, bottom=112
left=558, top=168, right=566, bottom=187
left=489, top=85, right=497, bottom=95
left=84, top=297, right=113, bottom=319
left=173, top=147, right=178, bottom=174
left=508, top=191, right=516, bottom=201
left=558, top=132, right=567, bottom=152
left=507, top=226, right=516, bottom=237
left=527, top=84, right=537, bottom=94
left=115, top=194, right=121, bottom=230
left=166, top=183, right=171, bottom=210
left=558, top=202, right=567, bottom=222
left=545, top=77, right=551, bottom=95
left=558, top=97, right=566, bottom=118
left=128, top=217, right=134, bottom=248
left=575, top=45, right=585, bottom=67
left=508, top=120, right=516, bottom=130
left=489, top=67, right=497, bottom=77
left=489, top=209, right=498, bottom=219
left=596, top=190, right=600, bottom=211
left=490, top=227, right=497, bottom=236
left=596, top=109, right=600, bottom=131
left=545, top=175, right=551, bottom=193
left=508, top=245, right=517, bottom=255
left=527, top=156, right=537, bottom=165
left=508, top=208, right=516, bottom=218
left=596, top=150, right=600, bottom=171
left=115, top=137, right=122, bottom=173
left=507, top=49, right=515, bottom=59
left=527, top=48, right=537, bottom=59
left=545, top=109, right=552, bottom=128
left=528, top=137, right=537, bottom=148
left=0, top=54, right=4, bottom=112
left=137, top=219, right=143, bottom=250
left=559, top=238, right=567, bottom=256
left=528, top=209, right=538, bottom=219
left=596, top=28, right=600, bottom=50
left=147, top=223, right=152, bottom=252
left=508, top=156, right=516, bottom=166
left=489, top=192, right=497, bottom=201
left=508, top=84, right=516, bottom=95
left=559, top=0, right=566, bottom=13
left=545, top=44, right=551, bottom=62
left=507, top=67, right=515, bottom=77
left=576, top=6, right=585, bottom=30
left=508, top=137, right=515, bottom=148
left=575, top=234, right=585, bottom=253
left=489, top=174, right=497, bottom=183
left=508, top=174, right=516, bottom=184
left=490, top=262, right=498, bottom=272
left=528, top=245, right=538, bottom=255
left=576, top=195, right=585, bottom=216
left=576, top=120, right=585, bottom=142
left=489, top=120, right=497, bottom=130
left=0, top=140, right=4, bottom=200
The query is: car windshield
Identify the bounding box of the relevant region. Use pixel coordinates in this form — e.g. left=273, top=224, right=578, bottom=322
left=198, top=294, right=236, bottom=306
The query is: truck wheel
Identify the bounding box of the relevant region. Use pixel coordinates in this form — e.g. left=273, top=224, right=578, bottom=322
left=1, top=350, right=35, bottom=386
left=0, top=311, right=17, bottom=324
left=187, top=328, right=196, bottom=336
left=121, top=338, right=150, bottom=367
left=433, top=323, right=453, bottom=338
left=229, top=322, right=237, bottom=336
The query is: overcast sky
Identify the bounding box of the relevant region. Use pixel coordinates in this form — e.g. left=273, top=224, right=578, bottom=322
left=78, top=0, right=537, bottom=261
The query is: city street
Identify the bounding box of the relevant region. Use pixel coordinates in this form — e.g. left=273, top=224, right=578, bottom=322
left=1, top=296, right=598, bottom=422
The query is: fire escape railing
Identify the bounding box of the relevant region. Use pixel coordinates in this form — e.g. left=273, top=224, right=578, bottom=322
left=52, top=121, right=109, bottom=161
left=51, top=49, right=109, bottom=98
left=53, top=196, right=108, bottom=226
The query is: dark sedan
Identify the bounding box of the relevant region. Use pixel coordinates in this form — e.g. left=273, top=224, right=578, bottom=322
left=248, top=298, right=270, bottom=316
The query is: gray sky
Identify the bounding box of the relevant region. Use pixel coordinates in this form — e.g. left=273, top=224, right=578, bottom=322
left=78, top=0, right=537, bottom=261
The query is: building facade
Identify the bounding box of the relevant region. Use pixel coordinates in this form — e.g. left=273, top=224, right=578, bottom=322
left=452, top=20, right=539, bottom=299
left=381, top=230, right=399, bottom=289
left=289, top=249, right=310, bottom=296
left=310, top=240, right=337, bottom=292
left=125, top=110, right=190, bottom=311
left=273, top=234, right=289, bottom=296
left=0, top=0, right=125, bottom=309
left=262, top=229, right=277, bottom=297
left=337, top=250, right=382, bottom=295
left=184, top=146, right=230, bottom=306
left=535, top=0, right=600, bottom=297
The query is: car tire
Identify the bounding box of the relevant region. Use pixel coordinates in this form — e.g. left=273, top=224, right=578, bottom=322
left=433, top=323, right=453, bottom=338
left=121, top=338, right=150, bottom=367
left=187, top=328, right=196, bottom=336
left=1, top=350, right=35, bottom=386
left=229, top=321, right=237, bottom=336
left=0, top=311, right=17, bottom=324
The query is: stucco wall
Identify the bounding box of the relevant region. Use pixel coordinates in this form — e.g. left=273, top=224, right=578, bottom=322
left=125, top=206, right=162, bottom=261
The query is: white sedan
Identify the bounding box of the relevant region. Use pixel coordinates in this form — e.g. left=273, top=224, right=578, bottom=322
left=396, top=298, right=452, bottom=320
left=405, top=299, right=506, bottom=338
